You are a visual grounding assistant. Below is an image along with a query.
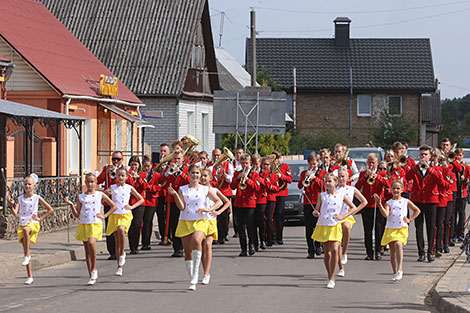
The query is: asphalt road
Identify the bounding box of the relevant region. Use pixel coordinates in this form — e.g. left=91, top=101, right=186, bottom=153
left=0, top=215, right=457, bottom=313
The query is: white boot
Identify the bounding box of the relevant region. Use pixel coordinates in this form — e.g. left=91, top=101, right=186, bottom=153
left=185, top=260, right=193, bottom=279
left=191, top=250, right=202, bottom=285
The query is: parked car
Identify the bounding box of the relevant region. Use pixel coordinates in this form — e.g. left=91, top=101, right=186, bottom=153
left=462, top=148, right=470, bottom=165
left=347, top=147, right=385, bottom=162
left=406, top=147, right=420, bottom=162
left=283, top=159, right=309, bottom=225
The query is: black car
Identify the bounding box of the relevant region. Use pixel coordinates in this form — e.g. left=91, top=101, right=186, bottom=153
left=283, top=160, right=309, bottom=225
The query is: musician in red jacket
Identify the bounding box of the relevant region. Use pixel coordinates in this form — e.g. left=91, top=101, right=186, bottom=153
left=454, top=149, right=470, bottom=241
left=140, top=156, right=162, bottom=251
left=157, top=151, right=190, bottom=257
left=97, top=151, right=134, bottom=260
left=298, top=153, right=327, bottom=259
left=355, top=153, right=387, bottom=261
left=272, top=150, right=293, bottom=245
left=405, top=145, right=444, bottom=262
left=211, top=148, right=234, bottom=244
left=230, top=153, right=260, bottom=256
left=263, top=157, right=279, bottom=247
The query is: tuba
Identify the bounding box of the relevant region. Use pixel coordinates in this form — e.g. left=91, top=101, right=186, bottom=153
left=269, top=154, right=287, bottom=190
left=213, top=147, right=235, bottom=188
left=183, top=134, right=202, bottom=164
left=153, top=153, right=174, bottom=173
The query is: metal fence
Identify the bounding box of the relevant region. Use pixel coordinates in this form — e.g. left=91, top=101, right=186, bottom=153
left=4, top=175, right=81, bottom=211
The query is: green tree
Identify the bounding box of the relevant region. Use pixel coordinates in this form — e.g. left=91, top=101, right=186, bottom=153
left=256, top=67, right=284, bottom=91
left=288, top=129, right=352, bottom=154
left=221, top=133, right=290, bottom=156
left=371, top=113, right=418, bottom=148
left=440, top=94, right=470, bottom=147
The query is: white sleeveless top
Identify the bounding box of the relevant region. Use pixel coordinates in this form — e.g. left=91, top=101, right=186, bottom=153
left=179, top=185, right=209, bottom=221
left=337, top=186, right=354, bottom=215
left=317, top=191, right=344, bottom=226
left=385, top=198, right=409, bottom=229
left=18, top=194, right=40, bottom=226
left=111, top=184, right=132, bottom=215
left=78, top=191, right=103, bottom=224
left=202, top=187, right=217, bottom=221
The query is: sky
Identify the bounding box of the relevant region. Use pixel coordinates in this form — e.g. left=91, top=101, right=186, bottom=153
left=209, top=0, right=470, bottom=100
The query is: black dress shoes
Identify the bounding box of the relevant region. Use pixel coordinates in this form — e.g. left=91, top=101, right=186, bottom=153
left=266, top=240, right=273, bottom=247
left=141, top=245, right=151, bottom=250
left=307, top=252, right=315, bottom=259
left=417, top=255, right=425, bottom=262
left=108, top=255, right=116, bottom=260
left=443, top=246, right=450, bottom=253
left=375, top=253, right=382, bottom=261
left=260, top=241, right=267, bottom=250
left=365, top=255, right=373, bottom=260
left=171, top=250, right=184, bottom=257
left=277, top=240, right=284, bottom=245
left=427, top=253, right=435, bottom=262
left=249, top=245, right=256, bottom=255
left=315, top=245, right=322, bottom=256
left=239, top=251, right=248, bottom=257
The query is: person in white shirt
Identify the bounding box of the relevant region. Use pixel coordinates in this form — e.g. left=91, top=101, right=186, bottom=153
left=9, top=174, right=54, bottom=285
left=64, top=172, right=117, bottom=285
left=374, top=180, right=420, bottom=281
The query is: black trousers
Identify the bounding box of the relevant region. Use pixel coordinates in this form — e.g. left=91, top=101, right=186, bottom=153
left=443, top=201, right=453, bottom=247
left=304, top=204, right=320, bottom=254
left=104, top=205, right=115, bottom=257
left=141, top=205, right=157, bottom=247
left=216, top=196, right=231, bottom=241
left=435, top=206, right=446, bottom=251
left=450, top=193, right=457, bottom=238
left=155, top=196, right=167, bottom=239
left=232, top=197, right=238, bottom=235
left=455, top=198, right=467, bottom=238
left=415, top=202, right=437, bottom=255
left=254, top=203, right=266, bottom=247
left=361, top=206, right=385, bottom=257
left=234, top=207, right=256, bottom=252
left=265, top=201, right=276, bottom=242
left=169, top=202, right=183, bottom=251
left=274, top=196, right=286, bottom=241
left=128, top=205, right=144, bottom=251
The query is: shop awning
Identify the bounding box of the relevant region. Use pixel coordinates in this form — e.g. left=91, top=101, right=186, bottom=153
left=0, top=99, right=85, bottom=121
left=99, top=103, right=154, bottom=128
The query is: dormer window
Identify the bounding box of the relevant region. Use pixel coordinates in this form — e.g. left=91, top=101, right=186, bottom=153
left=191, top=45, right=204, bottom=70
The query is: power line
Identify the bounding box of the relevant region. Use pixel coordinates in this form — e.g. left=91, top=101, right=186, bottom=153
left=258, top=1, right=470, bottom=15
left=440, top=82, right=470, bottom=91
left=259, top=7, right=470, bottom=34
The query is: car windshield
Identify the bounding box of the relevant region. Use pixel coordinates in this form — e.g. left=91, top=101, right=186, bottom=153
left=407, top=149, right=420, bottom=161
left=348, top=150, right=383, bottom=161
left=287, top=163, right=310, bottom=182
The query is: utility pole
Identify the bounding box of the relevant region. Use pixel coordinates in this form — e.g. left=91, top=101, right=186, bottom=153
left=293, top=67, right=297, bottom=129
left=218, top=12, right=225, bottom=47
left=250, top=8, right=256, bottom=87
left=349, top=66, right=353, bottom=136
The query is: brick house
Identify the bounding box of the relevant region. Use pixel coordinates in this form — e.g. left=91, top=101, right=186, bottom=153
left=247, top=17, right=440, bottom=146
left=42, top=0, right=220, bottom=157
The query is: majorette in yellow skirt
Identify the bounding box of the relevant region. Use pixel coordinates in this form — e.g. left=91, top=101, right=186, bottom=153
left=381, top=226, right=408, bottom=246
left=106, top=212, right=133, bottom=235
left=176, top=219, right=218, bottom=240
left=76, top=223, right=103, bottom=241
left=312, top=223, right=343, bottom=243
left=340, top=216, right=356, bottom=227
left=18, top=223, right=41, bottom=244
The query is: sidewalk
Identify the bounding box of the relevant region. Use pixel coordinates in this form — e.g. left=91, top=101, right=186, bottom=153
left=431, top=250, right=470, bottom=313
left=0, top=226, right=107, bottom=281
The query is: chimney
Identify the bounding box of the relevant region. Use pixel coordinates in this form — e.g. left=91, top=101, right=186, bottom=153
left=334, top=17, right=351, bottom=48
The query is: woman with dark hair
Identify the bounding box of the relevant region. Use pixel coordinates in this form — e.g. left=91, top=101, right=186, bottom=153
left=128, top=156, right=147, bottom=254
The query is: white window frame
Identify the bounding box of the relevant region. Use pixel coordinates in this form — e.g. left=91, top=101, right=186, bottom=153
left=357, top=95, right=372, bottom=117
left=83, top=119, right=92, bottom=172
left=388, top=96, right=402, bottom=117
left=201, top=113, right=209, bottom=151
left=187, top=111, right=195, bottom=136
left=115, top=120, right=122, bottom=151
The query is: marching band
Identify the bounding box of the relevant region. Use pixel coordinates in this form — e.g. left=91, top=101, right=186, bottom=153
left=7, top=135, right=470, bottom=289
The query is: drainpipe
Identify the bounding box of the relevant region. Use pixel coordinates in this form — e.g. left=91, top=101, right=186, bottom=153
left=65, top=98, right=71, bottom=175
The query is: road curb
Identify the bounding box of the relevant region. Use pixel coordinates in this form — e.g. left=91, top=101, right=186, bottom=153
left=431, top=251, right=470, bottom=313
left=0, top=242, right=106, bottom=282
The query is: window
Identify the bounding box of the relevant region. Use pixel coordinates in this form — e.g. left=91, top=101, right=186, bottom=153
left=187, top=111, right=195, bottom=136
left=83, top=119, right=92, bottom=172
left=202, top=113, right=209, bottom=151
left=190, top=45, right=204, bottom=69
left=126, top=121, right=132, bottom=154
left=388, top=96, right=402, bottom=116
left=357, top=95, right=372, bottom=117
left=69, top=128, right=79, bottom=174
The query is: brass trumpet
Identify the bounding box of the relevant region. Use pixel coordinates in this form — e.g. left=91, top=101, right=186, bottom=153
left=367, top=174, right=376, bottom=185
left=269, top=154, right=287, bottom=190
left=302, top=167, right=317, bottom=187
left=109, top=164, right=123, bottom=180
left=167, top=163, right=181, bottom=176
left=153, top=153, right=174, bottom=173
left=397, top=155, right=408, bottom=167
left=238, top=167, right=250, bottom=191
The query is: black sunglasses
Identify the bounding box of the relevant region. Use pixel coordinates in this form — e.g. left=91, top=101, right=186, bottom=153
left=112, top=157, right=122, bottom=161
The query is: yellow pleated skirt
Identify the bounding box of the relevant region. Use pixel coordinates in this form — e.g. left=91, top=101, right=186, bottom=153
left=106, top=213, right=133, bottom=235
left=312, top=223, right=343, bottom=243
left=381, top=226, right=408, bottom=246
left=18, top=223, right=40, bottom=244
left=340, top=216, right=356, bottom=227
left=175, top=219, right=218, bottom=240
left=76, top=223, right=103, bottom=242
